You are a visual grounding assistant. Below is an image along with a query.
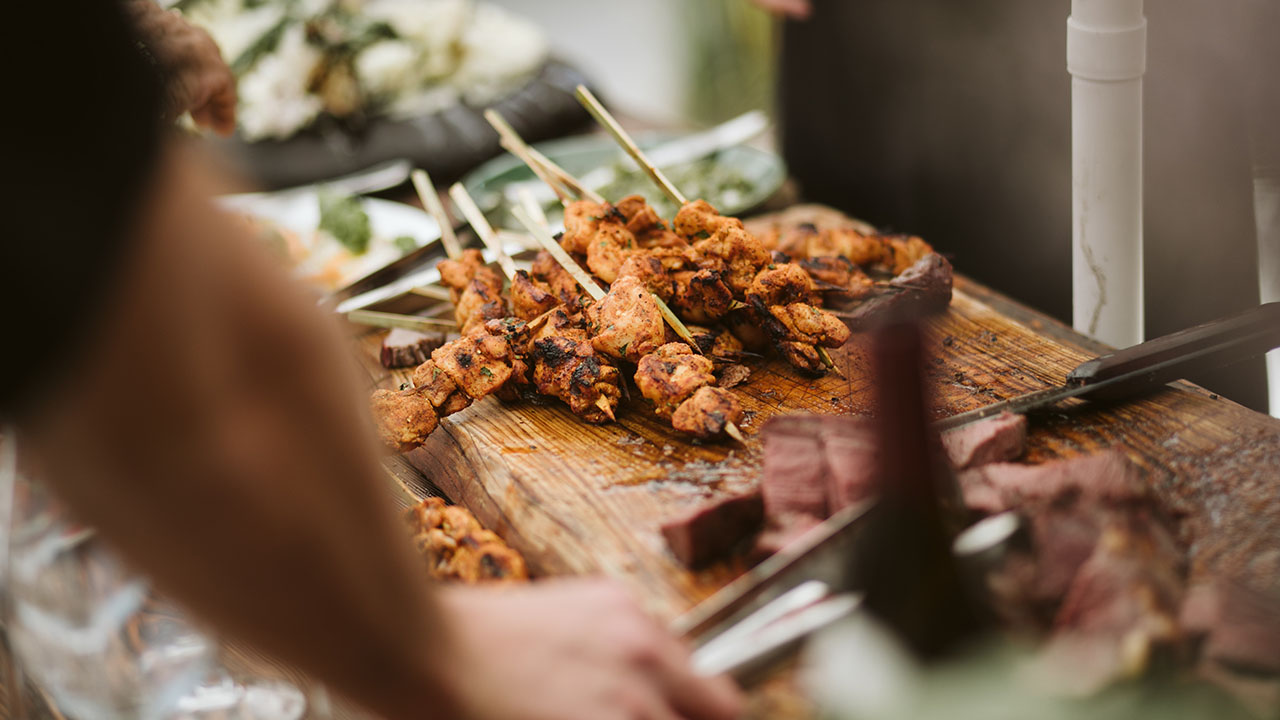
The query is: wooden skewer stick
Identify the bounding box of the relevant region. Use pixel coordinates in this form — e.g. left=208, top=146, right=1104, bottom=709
left=485, top=109, right=605, bottom=204
left=448, top=183, right=517, bottom=281
left=499, top=137, right=572, bottom=205
left=723, top=422, right=746, bottom=443
left=516, top=185, right=549, bottom=227
left=816, top=346, right=846, bottom=379
left=411, top=169, right=462, bottom=260
left=348, top=310, right=456, bottom=332
left=513, top=206, right=605, bottom=303
left=574, top=84, right=688, bottom=207
left=409, top=285, right=452, bottom=301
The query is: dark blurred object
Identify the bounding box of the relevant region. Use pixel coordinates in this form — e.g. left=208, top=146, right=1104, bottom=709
left=849, top=322, right=992, bottom=660
left=211, top=61, right=594, bottom=190
left=779, top=0, right=1275, bottom=411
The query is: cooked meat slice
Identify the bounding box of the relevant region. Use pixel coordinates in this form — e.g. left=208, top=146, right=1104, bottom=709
left=717, top=364, right=752, bottom=389
left=673, top=199, right=744, bottom=240
left=530, top=250, right=591, bottom=308
left=587, top=275, right=666, bottom=363
left=584, top=224, right=635, bottom=284
left=561, top=200, right=616, bottom=254
left=941, top=412, right=1027, bottom=470
left=764, top=303, right=852, bottom=348
left=380, top=328, right=446, bottom=369
left=661, top=490, right=764, bottom=569
left=884, top=235, right=935, bottom=275
left=956, top=451, right=1148, bottom=515
left=694, top=225, right=771, bottom=296
left=511, top=270, right=559, bottom=320
left=431, top=337, right=512, bottom=400
left=761, top=418, right=830, bottom=518
left=410, top=360, right=459, bottom=408
left=672, top=386, right=744, bottom=439
left=454, top=277, right=508, bottom=334
left=1181, top=578, right=1280, bottom=675
left=749, top=263, right=819, bottom=306
left=799, top=256, right=857, bottom=288
left=634, top=343, right=716, bottom=418
left=779, top=341, right=824, bottom=374
left=370, top=388, right=438, bottom=452
left=616, top=253, right=673, bottom=301
left=722, top=307, right=771, bottom=351
left=437, top=248, right=488, bottom=292
left=530, top=337, right=621, bottom=423
left=670, top=269, right=734, bottom=324
left=808, top=228, right=888, bottom=266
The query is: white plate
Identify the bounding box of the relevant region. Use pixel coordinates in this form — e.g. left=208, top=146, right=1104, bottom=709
left=218, top=192, right=441, bottom=292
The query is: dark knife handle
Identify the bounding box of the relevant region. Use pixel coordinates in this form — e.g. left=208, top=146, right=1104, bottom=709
left=1067, top=302, right=1280, bottom=400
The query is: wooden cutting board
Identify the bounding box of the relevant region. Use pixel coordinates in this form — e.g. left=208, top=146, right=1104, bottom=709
left=357, top=207, right=1280, bottom=623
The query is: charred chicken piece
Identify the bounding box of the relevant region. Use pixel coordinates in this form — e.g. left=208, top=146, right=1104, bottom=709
left=673, top=199, right=745, bottom=240
left=511, top=270, right=560, bottom=320
left=370, top=388, right=438, bottom=452
left=616, top=253, right=673, bottom=301
left=672, top=386, right=744, bottom=440
left=693, top=225, right=771, bottom=296
left=447, top=531, right=530, bottom=583
left=437, top=248, right=508, bottom=333
left=749, top=262, right=820, bottom=306
left=634, top=343, right=717, bottom=419
left=685, top=324, right=746, bottom=357
left=478, top=317, right=535, bottom=402
left=670, top=269, right=735, bottom=324
left=437, top=248, right=489, bottom=293
left=531, top=251, right=591, bottom=309
left=884, top=235, right=935, bottom=275
left=647, top=245, right=702, bottom=272
left=722, top=307, right=771, bottom=351
left=799, top=256, right=877, bottom=301
left=763, top=302, right=852, bottom=349
left=806, top=228, right=889, bottom=266
left=561, top=200, right=618, bottom=255
left=431, top=335, right=513, bottom=400
left=403, top=498, right=528, bottom=583
left=410, top=360, right=459, bottom=408
left=587, top=275, right=667, bottom=363
left=779, top=341, right=825, bottom=375
left=529, top=307, right=590, bottom=347
left=584, top=223, right=635, bottom=284
left=530, top=336, right=622, bottom=424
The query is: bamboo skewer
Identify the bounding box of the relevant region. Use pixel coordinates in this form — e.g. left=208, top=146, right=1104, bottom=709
left=516, top=186, right=549, bottom=228
left=409, top=285, right=452, bottom=301
left=816, top=347, right=846, bottom=379
left=513, top=206, right=604, bottom=303
left=485, top=109, right=605, bottom=204
left=348, top=310, right=456, bottom=332
left=448, top=183, right=517, bottom=281
left=411, top=169, right=462, bottom=261
left=574, top=85, right=687, bottom=207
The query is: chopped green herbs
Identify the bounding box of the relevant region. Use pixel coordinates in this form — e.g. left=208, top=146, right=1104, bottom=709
left=393, top=235, right=418, bottom=254
left=318, top=192, right=372, bottom=255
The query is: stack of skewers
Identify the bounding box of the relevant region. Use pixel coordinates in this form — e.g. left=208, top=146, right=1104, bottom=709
left=368, top=86, right=953, bottom=452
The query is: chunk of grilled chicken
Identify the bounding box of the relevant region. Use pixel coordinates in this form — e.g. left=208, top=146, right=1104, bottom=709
left=476, top=317, right=535, bottom=402
left=431, top=333, right=514, bottom=400
left=531, top=251, right=591, bottom=309
left=670, top=269, right=735, bottom=324
left=404, top=498, right=528, bottom=583
left=530, top=336, right=622, bottom=424
left=761, top=302, right=852, bottom=349
left=634, top=343, right=717, bottom=418
left=584, top=223, right=635, bottom=284
left=447, top=531, right=530, bottom=583
left=410, top=360, right=459, bottom=407
left=684, top=324, right=745, bottom=357
left=561, top=200, right=619, bottom=255
left=803, top=228, right=888, bottom=266
left=615, top=194, right=687, bottom=249
left=616, top=253, right=673, bottom=301
left=779, top=340, right=825, bottom=374
left=884, top=235, right=935, bottom=275
left=454, top=278, right=508, bottom=334
left=722, top=307, right=771, bottom=351
left=673, top=199, right=745, bottom=240
left=672, top=386, right=744, bottom=440
left=511, top=270, right=560, bottom=321
left=529, top=307, right=590, bottom=347
left=587, top=275, right=666, bottom=363
left=798, top=256, right=877, bottom=301
left=748, top=262, right=820, bottom=306
left=370, top=388, right=438, bottom=452
left=437, top=248, right=489, bottom=293
left=693, top=225, right=771, bottom=296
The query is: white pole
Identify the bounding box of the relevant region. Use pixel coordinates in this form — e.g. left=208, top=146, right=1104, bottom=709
left=1068, top=0, right=1147, bottom=346
left=1255, top=175, right=1280, bottom=417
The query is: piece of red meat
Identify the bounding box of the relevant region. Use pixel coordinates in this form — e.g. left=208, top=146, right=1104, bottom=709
left=1181, top=578, right=1280, bottom=675
left=957, top=450, right=1147, bottom=514
left=661, top=490, right=765, bottom=569
left=941, top=411, right=1026, bottom=470
left=381, top=328, right=447, bottom=368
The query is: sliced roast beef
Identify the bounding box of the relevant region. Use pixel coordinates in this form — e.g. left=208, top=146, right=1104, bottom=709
left=751, top=512, right=824, bottom=563
left=761, top=419, right=832, bottom=519
left=381, top=328, right=447, bottom=368
left=941, top=412, right=1026, bottom=470
left=1181, top=578, right=1280, bottom=675
left=661, top=490, right=764, bottom=569
left=957, top=450, right=1147, bottom=515
left=822, top=427, right=880, bottom=512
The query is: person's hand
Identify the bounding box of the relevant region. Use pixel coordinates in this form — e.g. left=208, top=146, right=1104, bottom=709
left=126, top=1, right=237, bottom=135
left=749, top=0, right=812, bottom=20
left=435, top=580, right=743, bottom=720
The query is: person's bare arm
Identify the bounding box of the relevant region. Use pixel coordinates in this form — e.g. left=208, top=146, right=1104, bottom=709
left=21, top=143, right=741, bottom=720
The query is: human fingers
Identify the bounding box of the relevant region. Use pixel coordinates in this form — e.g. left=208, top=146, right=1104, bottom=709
left=629, top=622, right=742, bottom=720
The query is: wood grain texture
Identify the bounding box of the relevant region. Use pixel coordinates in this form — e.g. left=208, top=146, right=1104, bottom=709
left=361, top=250, right=1280, bottom=623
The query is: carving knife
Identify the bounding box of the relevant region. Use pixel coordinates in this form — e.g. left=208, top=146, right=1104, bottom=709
left=934, top=302, right=1280, bottom=432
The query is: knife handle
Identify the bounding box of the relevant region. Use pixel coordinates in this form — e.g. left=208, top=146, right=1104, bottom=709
left=1067, top=302, right=1280, bottom=399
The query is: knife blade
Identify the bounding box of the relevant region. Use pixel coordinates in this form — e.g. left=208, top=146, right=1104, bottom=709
left=934, top=302, right=1280, bottom=432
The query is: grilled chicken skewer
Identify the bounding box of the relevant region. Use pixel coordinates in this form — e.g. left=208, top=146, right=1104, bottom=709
left=515, top=206, right=746, bottom=442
